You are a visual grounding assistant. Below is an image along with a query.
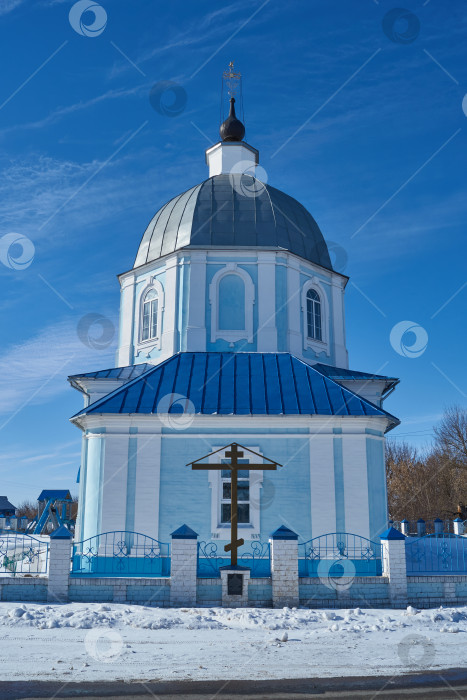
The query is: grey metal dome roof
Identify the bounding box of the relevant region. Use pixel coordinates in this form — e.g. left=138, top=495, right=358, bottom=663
left=134, top=174, right=332, bottom=270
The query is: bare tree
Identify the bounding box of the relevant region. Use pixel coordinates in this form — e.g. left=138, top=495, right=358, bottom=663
left=15, top=500, right=38, bottom=520
left=434, top=405, right=467, bottom=468
left=386, top=406, right=467, bottom=521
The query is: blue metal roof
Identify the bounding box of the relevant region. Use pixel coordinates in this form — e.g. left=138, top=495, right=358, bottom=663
left=0, top=496, right=16, bottom=513
left=69, top=364, right=151, bottom=381
left=313, top=363, right=398, bottom=384
left=313, top=363, right=399, bottom=393
left=38, top=490, right=72, bottom=502
left=72, top=353, right=399, bottom=430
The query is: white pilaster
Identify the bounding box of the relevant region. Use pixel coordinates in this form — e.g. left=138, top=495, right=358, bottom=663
left=309, top=433, right=336, bottom=537
left=286, top=257, right=302, bottom=358
left=343, top=434, right=370, bottom=538
left=186, top=252, right=207, bottom=351
left=116, top=273, right=136, bottom=366
left=257, top=252, right=278, bottom=351
left=100, top=435, right=130, bottom=533
left=133, top=433, right=161, bottom=539
left=161, top=256, right=179, bottom=357
left=331, top=276, right=348, bottom=368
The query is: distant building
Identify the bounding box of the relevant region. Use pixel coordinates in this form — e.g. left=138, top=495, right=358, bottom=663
left=0, top=496, right=16, bottom=517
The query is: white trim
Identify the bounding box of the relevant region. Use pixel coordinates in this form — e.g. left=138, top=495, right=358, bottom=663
left=136, top=276, right=165, bottom=351
left=84, top=432, right=385, bottom=442
left=301, top=277, right=330, bottom=356
left=73, top=413, right=392, bottom=434
left=209, top=263, right=255, bottom=344
left=207, top=445, right=263, bottom=540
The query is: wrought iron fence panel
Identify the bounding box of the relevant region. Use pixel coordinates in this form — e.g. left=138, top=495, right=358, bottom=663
left=298, top=532, right=382, bottom=578
left=0, top=532, right=49, bottom=576
left=399, top=519, right=455, bottom=536
left=197, top=540, right=271, bottom=578
left=71, top=531, right=170, bottom=577
left=406, top=533, right=467, bottom=575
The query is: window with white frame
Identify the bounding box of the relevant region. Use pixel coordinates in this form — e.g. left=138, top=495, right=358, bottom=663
left=209, top=264, right=255, bottom=344
left=301, top=279, right=329, bottom=355
left=208, top=446, right=263, bottom=539
left=220, top=459, right=250, bottom=524
left=141, top=289, right=158, bottom=341
left=306, top=288, right=322, bottom=341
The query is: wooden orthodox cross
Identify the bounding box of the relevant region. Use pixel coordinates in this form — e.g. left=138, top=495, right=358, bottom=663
left=188, top=443, right=281, bottom=566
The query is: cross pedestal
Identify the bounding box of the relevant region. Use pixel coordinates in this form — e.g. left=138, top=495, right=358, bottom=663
left=220, top=565, right=250, bottom=608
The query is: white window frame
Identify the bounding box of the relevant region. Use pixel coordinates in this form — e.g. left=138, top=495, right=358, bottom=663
left=301, top=277, right=330, bottom=356
left=209, top=263, right=255, bottom=344
left=220, top=462, right=250, bottom=526
left=138, top=277, right=165, bottom=350
left=306, top=288, right=322, bottom=341
left=208, top=445, right=263, bottom=540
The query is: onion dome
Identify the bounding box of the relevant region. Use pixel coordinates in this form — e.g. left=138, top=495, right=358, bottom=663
left=219, top=97, right=245, bottom=142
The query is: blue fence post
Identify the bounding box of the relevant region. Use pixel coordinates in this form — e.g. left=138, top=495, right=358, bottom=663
left=47, top=525, right=72, bottom=603
left=380, top=526, right=407, bottom=608
left=400, top=519, right=409, bottom=536
left=417, top=519, right=426, bottom=537
left=434, top=518, right=443, bottom=535
left=453, top=518, right=464, bottom=536
left=170, top=525, right=198, bottom=607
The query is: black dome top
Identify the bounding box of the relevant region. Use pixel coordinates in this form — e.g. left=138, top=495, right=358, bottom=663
left=219, top=97, right=245, bottom=142
left=134, top=174, right=332, bottom=270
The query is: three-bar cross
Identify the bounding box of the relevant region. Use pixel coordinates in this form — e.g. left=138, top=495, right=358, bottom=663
left=189, top=443, right=281, bottom=566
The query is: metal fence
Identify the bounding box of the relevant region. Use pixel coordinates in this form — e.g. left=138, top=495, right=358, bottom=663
left=406, top=533, right=467, bottom=575
left=0, top=532, right=49, bottom=576
left=197, top=540, right=271, bottom=578
left=71, top=531, right=170, bottom=577
left=391, top=519, right=457, bottom=536
left=298, top=532, right=382, bottom=578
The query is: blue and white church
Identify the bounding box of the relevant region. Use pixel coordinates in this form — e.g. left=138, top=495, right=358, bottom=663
left=69, top=84, right=399, bottom=550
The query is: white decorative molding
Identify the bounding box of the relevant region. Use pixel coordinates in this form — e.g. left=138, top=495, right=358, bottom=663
left=209, top=263, right=255, bottom=344
left=136, top=276, right=165, bottom=350
left=207, top=445, right=263, bottom=540
left=301, top=277, right=330, bottom=357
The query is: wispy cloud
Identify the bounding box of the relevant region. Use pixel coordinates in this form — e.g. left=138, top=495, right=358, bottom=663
left=0, top=318, right=116, bottom=416
left=0, top=0, right=25, bottom=17
left=108, top=0, right=271, bottom=79
left=0, top=84, right=148, bottom=138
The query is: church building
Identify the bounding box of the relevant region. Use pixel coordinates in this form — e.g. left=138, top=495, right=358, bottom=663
left=69, top=70, right=399, bottom=550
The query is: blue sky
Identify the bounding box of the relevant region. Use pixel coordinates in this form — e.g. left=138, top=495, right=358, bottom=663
left=0, top=0, right=466, bottom=506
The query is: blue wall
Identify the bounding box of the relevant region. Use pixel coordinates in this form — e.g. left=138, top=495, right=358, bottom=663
left=157, top=434, right=311, bottom=543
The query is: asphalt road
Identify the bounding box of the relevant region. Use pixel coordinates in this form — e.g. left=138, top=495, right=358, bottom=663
left=1, top=669, right=467, bottom=700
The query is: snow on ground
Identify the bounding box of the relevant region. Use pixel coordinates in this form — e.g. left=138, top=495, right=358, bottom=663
left=0, top=602, right=465, bottom=682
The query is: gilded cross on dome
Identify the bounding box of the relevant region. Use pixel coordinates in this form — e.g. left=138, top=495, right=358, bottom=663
left=223, top=61, right=241, bottom=98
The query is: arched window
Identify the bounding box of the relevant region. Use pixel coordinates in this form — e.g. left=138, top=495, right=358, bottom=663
left=306, top=289, right=322, bottom=341
left=209, top=264, right=255, bottom=344
left=141, top=289, right=158, bottom=341
left=218, top=274, right=245, bottom=330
